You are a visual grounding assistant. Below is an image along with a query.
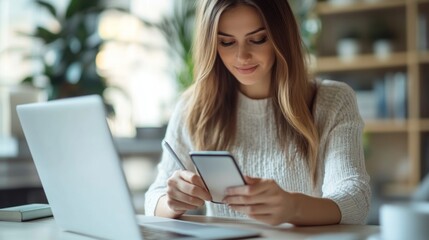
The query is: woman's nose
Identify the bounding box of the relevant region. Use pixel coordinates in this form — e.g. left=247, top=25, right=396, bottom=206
left=236, top=45, right=251, bottom=63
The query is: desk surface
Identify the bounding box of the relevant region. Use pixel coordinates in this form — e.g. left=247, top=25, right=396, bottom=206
left=0, top=215, right=380, bottom=240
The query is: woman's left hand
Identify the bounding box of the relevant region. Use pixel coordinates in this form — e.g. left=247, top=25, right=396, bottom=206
left=223, top=176, right=295, bottom=225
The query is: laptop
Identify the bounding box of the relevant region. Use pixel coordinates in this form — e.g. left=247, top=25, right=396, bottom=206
left=16, top=95, right=260, bottom=240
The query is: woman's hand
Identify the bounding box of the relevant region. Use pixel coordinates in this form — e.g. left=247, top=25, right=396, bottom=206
left=163, top=170, right=212, bottom=217
left=223, top=176, right=295, bottom=225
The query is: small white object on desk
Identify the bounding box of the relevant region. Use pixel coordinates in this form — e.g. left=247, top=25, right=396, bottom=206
left=380, top=202, right=429, bottom=240
left=0, top=203, right=52, bottom=222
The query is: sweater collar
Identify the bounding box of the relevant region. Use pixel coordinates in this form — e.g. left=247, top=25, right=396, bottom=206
left=237, top=91, right=270, bottom=115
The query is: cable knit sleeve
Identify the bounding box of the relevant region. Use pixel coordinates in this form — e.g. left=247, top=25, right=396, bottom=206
left=144, top=96, right=195, bottom=216
left=319, top=82, right=371, bottom=224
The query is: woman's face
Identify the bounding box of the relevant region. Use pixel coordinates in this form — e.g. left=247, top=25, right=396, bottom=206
left=217, top=4, right=275, bottom=99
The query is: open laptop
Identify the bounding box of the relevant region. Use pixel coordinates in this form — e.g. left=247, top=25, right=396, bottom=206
left=16, top=95, right=260, bottom=240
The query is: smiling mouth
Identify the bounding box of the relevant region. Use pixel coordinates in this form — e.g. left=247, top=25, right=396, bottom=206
left=235, top=65, right=258, bottom=74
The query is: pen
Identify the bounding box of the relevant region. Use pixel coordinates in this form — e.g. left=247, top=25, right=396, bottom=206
left=162, top=140, right=187, bottom=170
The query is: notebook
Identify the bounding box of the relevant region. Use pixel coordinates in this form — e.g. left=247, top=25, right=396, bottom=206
left=16, top=95, right=260, bottom=240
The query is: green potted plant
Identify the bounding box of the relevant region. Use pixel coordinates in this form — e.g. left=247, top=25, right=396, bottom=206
left=138, top=0, right=196, bottom=92
left=290, top=0, right=320, bottom=54
left=21, top=0, right=125, bottom=115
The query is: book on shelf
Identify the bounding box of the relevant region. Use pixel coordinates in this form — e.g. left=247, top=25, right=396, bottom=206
left=355, top=71, right=407, bottom=121
left=374, top=72, right=407, bottom=120
left=374, top=79, right=387, bottom=119
left=391, top=72, right=407, bottom=119
left=356, top=90, right=378, bottom=120
left=419, top=14, right=427, bottom=51
left=0, top=203, right=52, bottom=222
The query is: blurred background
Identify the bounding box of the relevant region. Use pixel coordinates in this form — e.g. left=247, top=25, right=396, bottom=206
left=0, top=0, right=428, bottom=225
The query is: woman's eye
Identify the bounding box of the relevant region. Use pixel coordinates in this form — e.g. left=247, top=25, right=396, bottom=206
left=220, top=41, right=235, bottom=47
left=251, top=36, right=267, bottom=45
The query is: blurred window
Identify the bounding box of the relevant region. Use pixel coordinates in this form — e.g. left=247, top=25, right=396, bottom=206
left=1, top=0, right=179, bottom=137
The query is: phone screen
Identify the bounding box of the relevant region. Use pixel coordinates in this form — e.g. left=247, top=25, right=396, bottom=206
left=189, top=151, right=246, bottom=203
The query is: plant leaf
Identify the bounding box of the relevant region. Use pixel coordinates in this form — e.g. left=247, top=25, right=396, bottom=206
left=34, top=26, right=59, bottom=44
left=66, top=0, right=101, bottom=19
left=21, top=76, right=34, bottom=84
left=35, top=0, right=57, bottom=18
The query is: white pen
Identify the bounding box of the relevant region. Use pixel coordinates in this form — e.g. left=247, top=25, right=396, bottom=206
left=162, top=140, right=187, bottom=170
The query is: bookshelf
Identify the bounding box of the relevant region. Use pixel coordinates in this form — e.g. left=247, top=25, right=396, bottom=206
left=314, top=0, right=427, bottom=197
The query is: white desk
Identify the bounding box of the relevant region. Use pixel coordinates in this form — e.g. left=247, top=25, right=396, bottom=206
left=0, top=215, right=380, bottom=240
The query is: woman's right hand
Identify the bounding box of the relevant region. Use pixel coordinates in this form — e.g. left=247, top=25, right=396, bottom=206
left=163, top=170, right=212, bottom=217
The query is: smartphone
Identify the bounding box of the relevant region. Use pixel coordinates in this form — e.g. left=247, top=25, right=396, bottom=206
left=189, top=151, right=246, bottom=204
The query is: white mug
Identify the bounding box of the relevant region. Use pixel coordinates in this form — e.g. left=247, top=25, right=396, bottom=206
left=337, top=38, right=361, bottom=61
left=373, top=40, right=393, bottom=59
left=380, top=202, right=429, bottom=240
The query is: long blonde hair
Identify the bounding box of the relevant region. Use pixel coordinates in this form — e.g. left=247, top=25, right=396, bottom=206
left=185, top=0, right=319, bottom=184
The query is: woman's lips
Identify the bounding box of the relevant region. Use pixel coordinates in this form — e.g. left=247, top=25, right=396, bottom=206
left=235, top=65, right=258, bottom=74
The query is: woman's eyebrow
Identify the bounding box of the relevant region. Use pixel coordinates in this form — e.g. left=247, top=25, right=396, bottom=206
left=218, top=27, right=266, bottom=37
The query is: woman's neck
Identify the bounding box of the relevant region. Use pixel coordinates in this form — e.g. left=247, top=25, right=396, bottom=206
left=238, top=82, right=271, bottom=99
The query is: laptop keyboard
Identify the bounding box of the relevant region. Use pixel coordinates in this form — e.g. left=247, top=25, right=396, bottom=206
left=140, top=226, right=198, bottom=240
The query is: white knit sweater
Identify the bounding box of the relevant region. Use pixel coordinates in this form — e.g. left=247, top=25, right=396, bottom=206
left=145, top=80, right=371, bottom=224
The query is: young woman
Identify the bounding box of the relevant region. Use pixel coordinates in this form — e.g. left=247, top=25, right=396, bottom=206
left=145, top=0, right=370, bottom=226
